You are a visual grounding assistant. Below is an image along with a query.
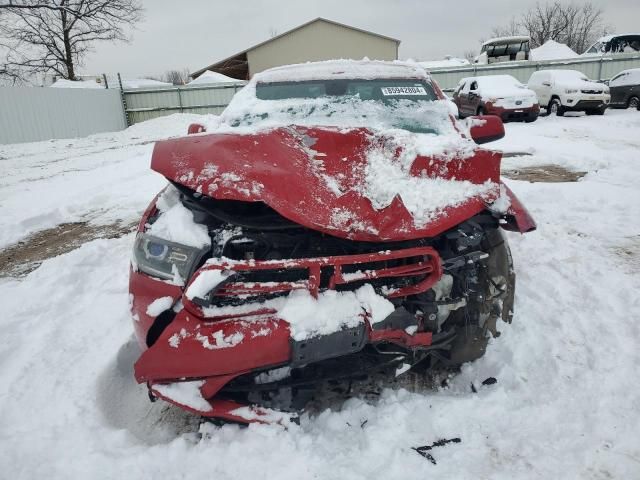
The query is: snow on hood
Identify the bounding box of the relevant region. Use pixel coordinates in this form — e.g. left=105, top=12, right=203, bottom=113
left=472, top=75, right=537, bottom=99
left=548, top=70, right=604, bottom=89
left=151, top=61, right=501, bottom=241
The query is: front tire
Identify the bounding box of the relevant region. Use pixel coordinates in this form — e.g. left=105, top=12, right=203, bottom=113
left=549, top=98, right=564, bottom=116
left=627, top=96, right=639, bottom=109
left=448, top=229, right=515, bottom=365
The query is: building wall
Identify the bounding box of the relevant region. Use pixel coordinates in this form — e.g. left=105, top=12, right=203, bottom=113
left=247, top=20, right=398, bottom=76
left=0, top=86, right=126, bottom=144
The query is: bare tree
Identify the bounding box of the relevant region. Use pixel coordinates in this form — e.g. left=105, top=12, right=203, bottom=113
left=0, top=0, right=143, bottom=81
left=486, top=1, right=606, bottom=53
left=163, top=68, right=190, bottom=86
left=490, top=17, right=523, bottom=38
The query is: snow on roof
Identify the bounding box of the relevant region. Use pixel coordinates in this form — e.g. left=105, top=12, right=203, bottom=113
left=482, top=35, right=530, bottom=47
left=530, top=40, right=578, bottom=61
left=254, top=60, right=429, bottom=83
left=50, top=79, right=105, bottom=89
left=418, top=57, right=470, bottom=70
left=596, top=33, right=640, bottom=43
left=188, top=70, right=243, bottom=86
left=121, top=78, right=173, bottom=89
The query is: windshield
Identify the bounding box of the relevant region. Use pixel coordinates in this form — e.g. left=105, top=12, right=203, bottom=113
left=221, top=78, right=452, bottom=135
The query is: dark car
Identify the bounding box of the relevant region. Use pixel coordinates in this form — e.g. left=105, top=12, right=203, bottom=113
left=453, top=75, right=539, bottom=122
left=607, top=69, right=640, bottom=109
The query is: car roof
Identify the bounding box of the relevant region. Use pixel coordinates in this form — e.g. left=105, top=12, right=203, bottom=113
left=253, top=60, right=430, bottom=83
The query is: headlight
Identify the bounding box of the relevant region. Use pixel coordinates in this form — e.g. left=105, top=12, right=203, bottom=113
left=133, top=233, right=209, bottom=283
left=565, top=89, right=578, bottom=94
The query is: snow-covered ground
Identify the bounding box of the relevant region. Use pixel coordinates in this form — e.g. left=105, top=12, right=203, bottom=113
left=1, top=110, right=639, bottom=479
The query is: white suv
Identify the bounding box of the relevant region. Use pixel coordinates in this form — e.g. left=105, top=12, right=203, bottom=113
left=528, top=70, right=610, bottom=116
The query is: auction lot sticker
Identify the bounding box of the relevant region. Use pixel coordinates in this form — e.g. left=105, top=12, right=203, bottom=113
left=381, top=86, right=427, bottom=96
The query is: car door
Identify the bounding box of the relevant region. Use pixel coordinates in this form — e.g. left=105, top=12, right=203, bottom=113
left=531, top=72, right=551, bottom=106
left=609, top=72, right=628, bottom=105
left=452, top=81, right=467, bottom=115
left=467, top=80, right=481, bottom=114
left=457, top=80, right=472, bottom=117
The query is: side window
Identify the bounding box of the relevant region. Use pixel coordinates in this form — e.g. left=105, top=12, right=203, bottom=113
left=461, top=81, right=472, bottom=94
left=454, top=82, right=465, bottom=95
left=609, top=73, right=625, bottom=87
left=470, top=81, right=478, bottom=91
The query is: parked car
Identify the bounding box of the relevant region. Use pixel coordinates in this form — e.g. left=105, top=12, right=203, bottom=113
left=606, top=68, right=640, bottom=109
left=130, top=60, right=536, bottom=424
left=528, top=69, right=610, bottom=116
left=453, top=75, right=539, bottom=122
left=583, top=33, right=640, bottom=56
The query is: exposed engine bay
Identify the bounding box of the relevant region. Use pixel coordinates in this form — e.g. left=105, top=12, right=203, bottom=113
left=140, top=183, right=515, bottom=413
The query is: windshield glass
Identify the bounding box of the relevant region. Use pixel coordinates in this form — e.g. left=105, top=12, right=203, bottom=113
left=221, top=78, right=452, bottom=135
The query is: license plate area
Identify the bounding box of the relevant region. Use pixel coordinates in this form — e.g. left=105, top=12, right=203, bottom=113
left=290, top=324, right=367, bottom=367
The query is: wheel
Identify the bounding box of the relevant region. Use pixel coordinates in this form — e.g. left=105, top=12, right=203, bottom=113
left=525, top=114, right=538, bottom=123
left=627, top=96, right=639, bottom=109
left=447, top=229, right=515, bottom=365
left=548, top=98, right=564, bottom=116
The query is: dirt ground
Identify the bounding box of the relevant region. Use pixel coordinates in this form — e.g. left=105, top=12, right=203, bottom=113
left=0, top=221, right=136, bottom=278
left=502, top=164, right=587, bottom=183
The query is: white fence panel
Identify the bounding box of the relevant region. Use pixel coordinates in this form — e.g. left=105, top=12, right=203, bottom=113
left=428, top=53, right=640, bottom=91
left=0, top=87, right=126, bottom=144
left=122, top=83, right=246, bottom=125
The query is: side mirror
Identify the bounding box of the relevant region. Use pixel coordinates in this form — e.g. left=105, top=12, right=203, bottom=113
left=187, top=123, right=206, bottom=135
left=469, top=115, right=505, bottom=144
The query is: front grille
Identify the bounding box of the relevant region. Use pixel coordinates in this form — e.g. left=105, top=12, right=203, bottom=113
left=581, top=89, right=602, bottom=94
left=185, top=247, right=442, bottom=318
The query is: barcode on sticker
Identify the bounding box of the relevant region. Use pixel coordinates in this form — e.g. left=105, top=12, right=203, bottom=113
left=381, top=86, right=427, bottom=96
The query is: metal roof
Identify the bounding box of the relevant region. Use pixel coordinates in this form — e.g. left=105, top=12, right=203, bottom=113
left=191, top=18, right=401, bottom=78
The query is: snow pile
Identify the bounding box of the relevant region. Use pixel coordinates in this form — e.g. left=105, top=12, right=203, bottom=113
left=361, top=143, right=496, bottom=226
left=188, top=70, right=243, bottom=86
left=50, top=79, right=105, bottom=89
left=146, top=296, right=174, bottom=316
left=530, top=40, right=578, bottom=61
left=152, top=380, right=210, bottom=412
left=418, top=57, right=470, bottom=70
left=219, top=85, right=458, bottom=138
left=185, top=270, right=233, bottom=300
left=195, top=330, right=244, bottom=350
left=121, top=78, right=172, bottom=89
left=254, top=59, right=428, bottom=83
left=0, top=112, right=214, bottom=250
left=200, top=284, right=395, bottom=340
left=147, top=185, right=211, bottom=249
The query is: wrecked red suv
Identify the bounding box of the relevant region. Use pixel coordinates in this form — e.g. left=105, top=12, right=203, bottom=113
left=130, top=60, right=535, bottom=424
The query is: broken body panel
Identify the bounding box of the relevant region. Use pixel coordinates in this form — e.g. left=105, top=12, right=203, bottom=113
left=131, top=66, right=536, bottom=423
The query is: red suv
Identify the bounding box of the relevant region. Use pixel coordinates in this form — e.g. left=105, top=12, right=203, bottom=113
left=130, top=61, right=535, bottom=424
left=453, top=75, right=539, bottom=122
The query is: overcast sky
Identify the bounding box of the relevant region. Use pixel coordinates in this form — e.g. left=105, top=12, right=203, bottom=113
left=82, top=0, right=639, bottom=77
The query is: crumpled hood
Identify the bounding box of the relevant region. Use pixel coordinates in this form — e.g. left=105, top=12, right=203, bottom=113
left=151, top=126, right=501, bottom=241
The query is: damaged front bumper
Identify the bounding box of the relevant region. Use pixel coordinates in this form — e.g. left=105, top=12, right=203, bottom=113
left=132, top=246, right=443, bottom=423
